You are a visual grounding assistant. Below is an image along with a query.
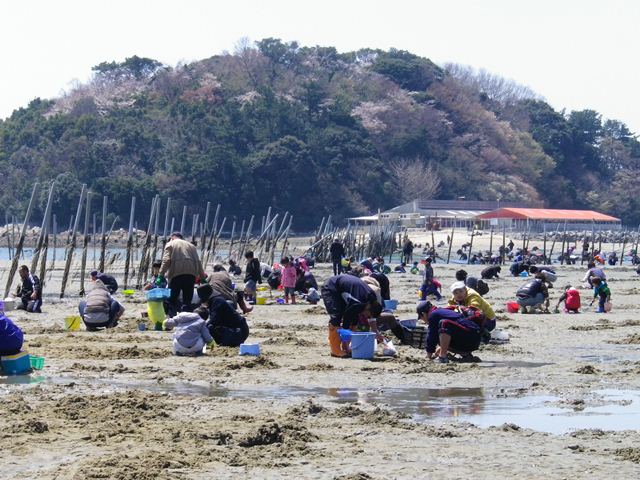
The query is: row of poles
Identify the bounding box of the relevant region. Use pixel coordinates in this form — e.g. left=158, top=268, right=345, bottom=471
left=2, top=183, right=295, bottom=299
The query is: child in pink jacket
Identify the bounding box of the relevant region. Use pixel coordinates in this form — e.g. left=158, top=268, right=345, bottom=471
left=280, top=256, right=298, bottom=304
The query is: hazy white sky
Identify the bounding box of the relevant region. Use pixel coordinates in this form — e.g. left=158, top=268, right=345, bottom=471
left=2, top=0, right=639, bottom=132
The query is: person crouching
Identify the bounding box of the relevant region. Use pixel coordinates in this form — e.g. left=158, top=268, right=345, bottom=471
left=417, top=301, right=484, bottom=363
left=164, top=307, right=213, bottom=356
left=79, top=280, right=125, bottom=330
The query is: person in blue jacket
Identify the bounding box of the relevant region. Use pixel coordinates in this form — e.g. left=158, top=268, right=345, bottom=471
left=0, top=314, right=24, bottom=356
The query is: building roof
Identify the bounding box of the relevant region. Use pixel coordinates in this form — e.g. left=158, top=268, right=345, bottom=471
left=383, top=199, right=528, bottom=219
left=476, top=208, right=620, bottom=222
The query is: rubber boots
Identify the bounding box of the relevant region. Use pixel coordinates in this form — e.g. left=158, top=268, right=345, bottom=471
left=328, top=324, right=349, bottom=358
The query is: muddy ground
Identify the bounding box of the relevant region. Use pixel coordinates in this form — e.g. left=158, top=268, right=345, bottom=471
left=2, top=233, right=640, bottom=479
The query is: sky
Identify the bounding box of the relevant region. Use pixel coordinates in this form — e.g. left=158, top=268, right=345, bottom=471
left=2, top=0, right=639, bottom=133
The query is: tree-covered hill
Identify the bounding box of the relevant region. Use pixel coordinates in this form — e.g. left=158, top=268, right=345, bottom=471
left=1, top=39, right=639, bottom=228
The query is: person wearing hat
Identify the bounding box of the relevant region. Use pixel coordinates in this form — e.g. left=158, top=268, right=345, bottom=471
left=554, top=284, right=581, bottom=313
left=90, top=270, right=118, bottom=294
left=449, top=281, right=496, bottom=332
left=417, top=300, right=484, bottom=363
left=160, top=232, right=206, bottom=313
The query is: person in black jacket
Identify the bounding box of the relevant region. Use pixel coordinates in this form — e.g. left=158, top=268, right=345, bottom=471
left=243, top=251, right=262, bottom=303
left=202, top=298, right=250, bottom=347
left=16, top=265, right=42, bottom=313
left=481, top=266, right=501, bottom=280
left=90, top=270, right=119, bottom=294
left=329, top=240, right=345, bottom=275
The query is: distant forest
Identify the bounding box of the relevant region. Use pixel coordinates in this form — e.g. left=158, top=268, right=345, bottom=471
left=1, top=38, right=639, bottom=229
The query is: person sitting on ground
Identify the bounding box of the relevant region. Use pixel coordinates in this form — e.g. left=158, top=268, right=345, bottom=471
left=448, top=281, right=496, bottom=332
left=204, top=296, right=250, bottom=347
left=394, top=262, right=407, bottom=273
left=0, top=313, right=24, bottom=356
left=481, top=265, right=501, bottom=280
left=410, top=261, right=420, bottom=274
left=243, top=250, right=262, bottom=303
left=359, top=256, right=375, bottom=273
left=516, top=277, right=548, bottom=314
left=555, top=284, right=581, bottom=313
left=456, top=269, right=489, bottom=296
left=421, top=278, right=442, bottom=301
left=280, top=256, right=298, bottom=304
left=590, top=277, right=612, bottom=313
left=582, top=262, right=606, bottom=288
left=15, top=265, right=42, bottom=313
left=457, top=249, right=468, bottom=261
left=608, top=252, right=619, bottom=266
left=227, top=259, right=242, bottom=276
left=321, top=274, right=383, bottom=358
left=417, top=300, right=485, bottom=364
left=79, top=280, right=125, bottom=330
left=143, top=261, right=167, bottom=290
left=90, top=270, right=118, bottom=294
left=163, top=307, right=213, bottom=356
left=637, top=264, right=640, bottom=276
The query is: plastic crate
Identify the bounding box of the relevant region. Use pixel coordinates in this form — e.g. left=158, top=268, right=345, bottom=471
left=403, top=326, right=428, bottom=349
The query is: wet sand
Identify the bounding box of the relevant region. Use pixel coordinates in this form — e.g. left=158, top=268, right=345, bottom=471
left=2, top=232, right=640, bottom=479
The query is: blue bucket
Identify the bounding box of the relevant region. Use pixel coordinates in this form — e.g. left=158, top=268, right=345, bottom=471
left=519, top=271, right=529, bottom=277
left=384, top=299, right=398, bottom=311
left=350, top=332, right=376, bottom=359
left=146, top=288, right=171, bottom=301
left=337, top=329, right=353, bottom=342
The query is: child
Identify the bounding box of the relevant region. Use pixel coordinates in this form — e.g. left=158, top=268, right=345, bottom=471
left=0, top=313, right=23, bottom=356
left=555, top=284, right=581, bottom=313
left=163, top=307, right=213, bottom=356
left=590, top=278, right=611, bottom=313
left=144, top=261, right=167, bottom=290
left=243, top=251, right=262, bottom=304
left=421, top=278, right=442, bottom=301
left=280, top=256, right=297, bottom=304
left=410, top=261, right=420, bottom=275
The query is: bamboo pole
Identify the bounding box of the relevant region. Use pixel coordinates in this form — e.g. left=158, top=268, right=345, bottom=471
left=180, top=206, right=187, bottom=235
left=501, top=224, right=506, bottom=265
left=227, top=220, right=237, bottom=261
left=49, top=214, right=57, bottom=270
left=150, top=197, right=161, bottom=263
left=59, top=185, right=86, bottom=299
left=446, top=222, right=455, bottom=264
left=136, top=196, right=158, bottom=288
left=79, top=191, right=92, bottom=296
left=99, top=196, right=108, bottom=272
left=31, top=182, right=55, bottom=273
left=123, top=197, right=136, bottom=290
left=4, top=184, right=39, bottom=298
left=620, top=231, right=628, bottom=266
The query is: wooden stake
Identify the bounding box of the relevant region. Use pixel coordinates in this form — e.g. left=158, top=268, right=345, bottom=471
left=123, top=197, right=136, bottom=290
left=79, top=191, right=92, bottom=296
left=59, top=185, right=86, bottom=299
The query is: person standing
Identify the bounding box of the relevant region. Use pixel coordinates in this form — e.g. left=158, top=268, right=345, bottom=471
left=243, top=250, right=262, bottom=303
left=330, top=239, right=345, bottom=276
left=280, top=256, right=298, bottom=304
left=160, top=232, right=206, bottom=313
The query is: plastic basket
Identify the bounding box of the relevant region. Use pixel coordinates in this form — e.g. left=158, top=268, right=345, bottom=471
left=146, top=288, right=171, bottom=301
left=30, top=356, right=45, bottom=370
left=404, top=326, right=428, bottom=349
left=256, top=297, right=267, bottom=305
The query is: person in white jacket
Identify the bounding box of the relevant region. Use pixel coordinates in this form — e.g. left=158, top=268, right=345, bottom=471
left=164, top=308, right=213, bottom=356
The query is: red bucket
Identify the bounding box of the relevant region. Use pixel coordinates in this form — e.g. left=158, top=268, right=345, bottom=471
left=506, top=301, right=520, bottom=313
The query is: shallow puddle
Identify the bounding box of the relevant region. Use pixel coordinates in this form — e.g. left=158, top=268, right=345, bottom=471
left=2, top=375, right=640, bottom=435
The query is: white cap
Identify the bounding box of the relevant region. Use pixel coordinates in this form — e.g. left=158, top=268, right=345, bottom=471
left=450, top=281, right=466, bottom=293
